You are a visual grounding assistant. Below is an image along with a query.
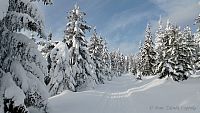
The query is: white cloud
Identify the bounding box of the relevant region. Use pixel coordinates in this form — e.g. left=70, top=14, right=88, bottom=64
left=105, top=0, right=200, bottom=55
left=39, top=0, right=200, bottom=55
left=150, top=0, right=200, bottom=29
left=105, top=9, right=149, bottom=34
left=102, top=8, right=151, bottom=55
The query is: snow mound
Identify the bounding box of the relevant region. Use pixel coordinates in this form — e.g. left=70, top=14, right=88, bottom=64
left=48, top=74, right=200, bottom=113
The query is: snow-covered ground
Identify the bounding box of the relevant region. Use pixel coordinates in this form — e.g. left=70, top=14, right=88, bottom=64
left=48, top=74, right=200, bottom=113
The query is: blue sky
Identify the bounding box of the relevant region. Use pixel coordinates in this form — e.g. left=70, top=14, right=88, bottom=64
left=1, top=0, right=200, bottom=55
left=41, top=0, right=160, bottom=54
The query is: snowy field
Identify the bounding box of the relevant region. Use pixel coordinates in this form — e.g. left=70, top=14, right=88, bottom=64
left=48, top=74, right=200, bottom=113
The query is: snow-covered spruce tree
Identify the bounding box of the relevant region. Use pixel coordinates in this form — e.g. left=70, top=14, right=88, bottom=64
left=37, top=32, right=55, bottom=62
left=119, top=54, right=126, bottom=74
left=140, top=24, right=156, bottom=76
left=194, top=14, right=200, bottom=70
left=37, top=32, right=56, bottom=85
left=124, top=56, right=129, bottom=73
left=102, top=40, right=113, bottom=80
left=155, top=16, right=164, bottom=50
left=128, top=55, right=137, bottom=75
left=168, top=25, right=194, bottom=80
left=154, top=16, right=165, bottom=74
left=156, top=20, right=175, bottom=80
left=63, top=4, right=97, bottom=91
left=47, top=41, right=76, bottom=96
left=0, top=0, right=52, bottom=113
left=194, top=14, right=200, bottom=43
left=136, top=41, right=143, bottom=79
left=88, top=29, right=105, bottom=84
left=110, top=52, right=116, bottom=75
left=180, top=26, right=196, bottom=75
left=110, top=51, right=119, bottom=76
left=38, top=31, right=76, bottom=95
left=110, top=49, right=126, bottom=76
left=156, top=20, right=193, bottom=81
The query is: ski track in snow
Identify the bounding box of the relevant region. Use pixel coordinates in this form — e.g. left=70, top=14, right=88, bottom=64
left=48, top=74, right=200, bottom=113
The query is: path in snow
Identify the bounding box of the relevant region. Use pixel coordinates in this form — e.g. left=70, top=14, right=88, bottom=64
left=48, top=74, right=200, bottom=113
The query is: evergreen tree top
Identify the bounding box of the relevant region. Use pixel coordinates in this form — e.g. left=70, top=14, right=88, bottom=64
left=145, top=23, right=151, bottom=34
left=67, top=3, right=86, bottom=22
left=103, top=40, right=108, bottom=50
left=165, top=19, right=174, bottom=31
left=139, top=40, right=143, bottom=52
left=158, top=15, right=163, bottom=31
left=183, top=25, right=192, bottom=35
left=195, top=14, right=200, bottom=24
left=155, top=16, right=165, bottom=50
left=195, top=14, right=200, bottom=32
left=63, top=3, right=91, bottom=46
left=144, top=23, right=153, bottom=46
